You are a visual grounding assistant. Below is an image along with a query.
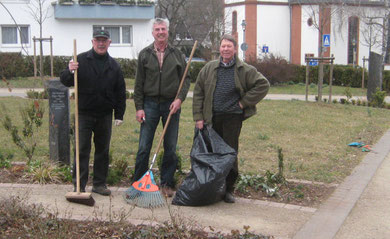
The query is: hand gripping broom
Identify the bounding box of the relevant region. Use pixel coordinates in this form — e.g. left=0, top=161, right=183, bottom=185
left=124, top=41, right=198, bottom=208
left=65, top=39, right=95, bottom=206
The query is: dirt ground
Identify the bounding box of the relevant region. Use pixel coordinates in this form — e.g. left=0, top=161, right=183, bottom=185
left=0, top=165, right=336, bottom=208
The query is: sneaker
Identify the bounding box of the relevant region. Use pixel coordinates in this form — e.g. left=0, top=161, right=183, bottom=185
left=92, top=185, right=111, bottom=196
left=161, top=186, right=174, bottom=197
left=224, top=192, right=235, bottom=203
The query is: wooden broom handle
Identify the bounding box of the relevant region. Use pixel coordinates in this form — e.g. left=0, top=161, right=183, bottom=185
left=150, top=41, right=198, bottom=166
left=73, top=39, right=81, bottom=194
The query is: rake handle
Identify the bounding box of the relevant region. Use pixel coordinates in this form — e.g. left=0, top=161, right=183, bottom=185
left=149, top=40, right=198, bottom=169
left=73, top=39, right=81, bottom=194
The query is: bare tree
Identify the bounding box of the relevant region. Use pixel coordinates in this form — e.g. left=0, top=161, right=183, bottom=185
left=27, top=0, right=51, bottom=79
left=294, top=0, right=347, bottom=101
left=355, top=2, right=390, bottom=64
left=156, top=0, right=225, bottom=59
left=156, top=0, right=187, bottom=44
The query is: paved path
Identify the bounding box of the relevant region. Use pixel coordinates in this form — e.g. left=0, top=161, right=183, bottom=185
left=1, top=88, right=389, bottom=103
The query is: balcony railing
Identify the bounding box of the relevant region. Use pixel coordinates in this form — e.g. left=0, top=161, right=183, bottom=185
left=57, top=0, right=154, bottom=6
left=53, top=0, right=155, bottom=19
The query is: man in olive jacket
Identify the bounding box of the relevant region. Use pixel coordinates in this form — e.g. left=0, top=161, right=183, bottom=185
left=60, top=29, right=126, bottom=196
left=193, top=34, right=269, bottom=203
left=133, top=18, right=190, bottom=197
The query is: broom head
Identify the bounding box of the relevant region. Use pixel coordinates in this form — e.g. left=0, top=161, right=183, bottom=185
left=124, top=171, right=165, bottom=208
left=65, top=192, right=95, bottom=207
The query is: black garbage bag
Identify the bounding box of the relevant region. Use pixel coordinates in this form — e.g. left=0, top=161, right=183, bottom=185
left=172, top=125, right=237, bottom=206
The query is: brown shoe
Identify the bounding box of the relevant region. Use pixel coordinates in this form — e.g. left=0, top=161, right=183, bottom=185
left=92, top=185, right=111, bottom=196
left=161, top=186, right=174, bottom=197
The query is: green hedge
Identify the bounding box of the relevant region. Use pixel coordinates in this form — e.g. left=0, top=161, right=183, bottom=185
left=0, top=53, right=206, bottom=82
left=0, top=52, right=388, bottom=92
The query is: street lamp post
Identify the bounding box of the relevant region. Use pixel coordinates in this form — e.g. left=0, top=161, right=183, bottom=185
left=241, top=20, right=247, bottom=61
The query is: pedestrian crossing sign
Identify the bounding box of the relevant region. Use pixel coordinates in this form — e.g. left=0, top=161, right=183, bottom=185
left=323, top=34, right=330, bottom=47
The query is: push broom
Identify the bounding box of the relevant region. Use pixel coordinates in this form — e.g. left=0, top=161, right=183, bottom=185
left=124, top=40, right=198, bottom=208
left=65, top=39, right=95, bottom=206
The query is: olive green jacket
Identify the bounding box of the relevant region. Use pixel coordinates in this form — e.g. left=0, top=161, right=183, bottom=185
left=134, top=43, right=190, bottom=110
left=193, top=57, right=270, bottom=124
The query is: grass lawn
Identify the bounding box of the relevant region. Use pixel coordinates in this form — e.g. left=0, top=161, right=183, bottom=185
left=1, top=97, right=389, bottom=184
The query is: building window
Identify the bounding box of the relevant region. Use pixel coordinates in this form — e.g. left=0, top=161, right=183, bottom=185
left=1, top=26, right=29, bottom=45
left=93, top=25, right=132, bottom=45
left=348, top=17, right=359, bottom=65
left=232, top=11, right=237, bottom=33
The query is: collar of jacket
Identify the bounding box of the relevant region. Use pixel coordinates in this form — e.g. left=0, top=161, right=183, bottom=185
left=211, top=55, right=244, bottom=70
left=86, top=48, right=114, bottom=69
left=145, top=42, right=175, bottom=55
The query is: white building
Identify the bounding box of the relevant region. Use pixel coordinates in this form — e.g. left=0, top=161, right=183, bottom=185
left=0, top=0, right=156, bottom=58
left=224, top=0, right=388, bottom=66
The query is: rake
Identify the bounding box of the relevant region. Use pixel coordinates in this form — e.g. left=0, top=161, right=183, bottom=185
left=124, top=40, right=198, bottom=208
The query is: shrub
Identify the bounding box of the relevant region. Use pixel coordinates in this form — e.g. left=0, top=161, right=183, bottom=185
left=339, top=98, right=347, bottom=104
left=248, top=54, right=297, bottom=85
left=116, top=58, right=137, bottom=79
left=332, top=99, right=338, bottom=104
left=188, top=62, right=206, bottom=83
left=0, top=52, right=32, bottom=79
left=1, top=100, right=45, bottom=162
left=371, top=89, right=387, bottom=108
left=0, top=151, right=13, bottom=168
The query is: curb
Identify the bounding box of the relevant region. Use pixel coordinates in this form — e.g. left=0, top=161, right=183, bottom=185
left=293, top=129, right=390, bottom=239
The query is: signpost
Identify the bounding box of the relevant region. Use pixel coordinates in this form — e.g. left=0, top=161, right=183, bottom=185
left=323, top=34, right=330, bottom=47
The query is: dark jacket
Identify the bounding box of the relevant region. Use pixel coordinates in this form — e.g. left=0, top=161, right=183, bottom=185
left=60, top=48, right=126, bottom=120
left=134, top=43, right=190, bottom=110
left=193, top=57, right=270, bottom=124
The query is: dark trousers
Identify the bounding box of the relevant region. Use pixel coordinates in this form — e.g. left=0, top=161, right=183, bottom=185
left=73, top=112, right=112, bottom=190
left=212, top=113, right=243, bottom=193
left=133, top=98, right=180, bottom=188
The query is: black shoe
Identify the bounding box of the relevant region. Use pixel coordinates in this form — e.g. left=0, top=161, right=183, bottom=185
left=92, top=185, right=111, bottom=196
left=224, top=192, right=235, bottom=203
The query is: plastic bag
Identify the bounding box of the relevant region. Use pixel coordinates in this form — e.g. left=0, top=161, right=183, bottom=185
left=172, top=125, right=237, bottom=206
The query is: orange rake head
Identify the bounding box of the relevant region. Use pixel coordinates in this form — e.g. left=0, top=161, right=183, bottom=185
left=132, top=171, right=160, bottom=192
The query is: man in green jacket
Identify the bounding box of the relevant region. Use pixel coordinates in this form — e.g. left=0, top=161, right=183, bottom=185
left=193, top=34, right=270, bottom=203
left=133, top=18, right=190, bottom=197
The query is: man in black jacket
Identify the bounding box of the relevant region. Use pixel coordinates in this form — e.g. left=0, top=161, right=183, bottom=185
left=60, top=29, right=126, bottom=196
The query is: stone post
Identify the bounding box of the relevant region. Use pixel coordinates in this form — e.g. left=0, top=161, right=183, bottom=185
left=46, top=79, right=70, bottom=165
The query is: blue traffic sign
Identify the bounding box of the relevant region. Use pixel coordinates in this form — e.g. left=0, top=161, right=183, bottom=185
left=323, top=34, right=330, bottom=47
left=309, top=60, right=318, bottom=66
left=262, top=46, right=269, bottom=53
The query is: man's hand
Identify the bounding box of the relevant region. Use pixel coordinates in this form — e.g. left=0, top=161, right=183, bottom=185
left=114, top=119, right=123, bottom=126
left=169, top=99, right=182, bottom=114
left=68, top=59, right=79, bottom=73
left=136, top=110, right=145, bottom=123
left=195, top=120, right=204, bottom=130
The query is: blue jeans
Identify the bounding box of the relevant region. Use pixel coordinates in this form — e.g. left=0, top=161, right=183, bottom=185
left=73, top=112, right=112, bottom=190
left=133, top=97, right=180, bottom=188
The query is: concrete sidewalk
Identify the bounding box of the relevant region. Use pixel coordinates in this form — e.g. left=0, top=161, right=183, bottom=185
left=1, top=130, right=390, bottom=238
